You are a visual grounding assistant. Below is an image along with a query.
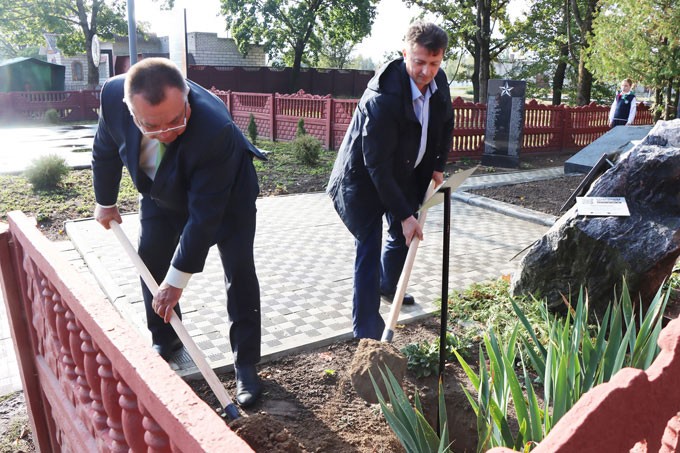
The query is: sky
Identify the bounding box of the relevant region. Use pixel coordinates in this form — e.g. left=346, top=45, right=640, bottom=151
left=134, top=0, right=425, bottom=62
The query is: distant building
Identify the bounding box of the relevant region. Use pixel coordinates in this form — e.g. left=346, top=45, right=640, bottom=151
left=0, top=57, right=65, bottom=92
left=53, top=31, right=267, bottom=91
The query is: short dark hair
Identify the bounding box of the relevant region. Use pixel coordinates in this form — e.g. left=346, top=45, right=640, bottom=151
left=405, top=21, right=448, bottom=54
left=124, top=57, right=188, bottom=106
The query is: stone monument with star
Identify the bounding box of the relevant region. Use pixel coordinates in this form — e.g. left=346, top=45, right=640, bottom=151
left=481, top=79, right=527, bottom=168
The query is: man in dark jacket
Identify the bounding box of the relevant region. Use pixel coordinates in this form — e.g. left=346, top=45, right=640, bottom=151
left=92, top=57, right=265, bottom=407
left=326, top=22, right=454, bottom=339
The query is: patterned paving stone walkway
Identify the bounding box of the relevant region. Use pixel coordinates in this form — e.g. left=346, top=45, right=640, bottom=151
left=58, top=167, right=560, bottom=378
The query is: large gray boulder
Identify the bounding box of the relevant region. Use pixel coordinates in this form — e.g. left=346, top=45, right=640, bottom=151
left=511, top=120, right=680, bottom=314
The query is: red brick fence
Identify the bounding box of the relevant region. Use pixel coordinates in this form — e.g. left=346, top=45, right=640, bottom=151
left=0, top=89, right=654, bottom=160
left=0, top=90, right=101, bottom=123
left=0, top=212, right=252, bottom=452
left=213, top=89, right=654, bottom=158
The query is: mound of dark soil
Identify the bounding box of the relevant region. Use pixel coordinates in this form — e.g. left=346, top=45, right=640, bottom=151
left=190, top=317, right=478, bottom=453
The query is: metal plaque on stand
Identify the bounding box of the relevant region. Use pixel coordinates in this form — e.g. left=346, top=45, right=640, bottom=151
left=481, top=79, right=527, bottom=168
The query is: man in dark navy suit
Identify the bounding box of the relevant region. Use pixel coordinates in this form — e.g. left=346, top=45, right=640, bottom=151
left=92, top=57, right=264, bottom=407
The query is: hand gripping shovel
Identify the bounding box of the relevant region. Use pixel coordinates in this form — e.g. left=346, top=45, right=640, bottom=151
left=380, top=166, right=477, bottom=342
left=109, top=220, right=242, bottom=421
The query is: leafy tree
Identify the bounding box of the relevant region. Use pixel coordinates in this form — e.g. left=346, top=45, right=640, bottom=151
left=505, top=0, right=575, bottom=105
left=317, top=34, right=355, bottom=69
left=0, top=0, right=130, bottom=89
left=220, top=0, right=378, bottom=92
left=406, top=0, right=514, bottom=103
left=587, top=0, right=680, bottom=119
left=0, top=3, right=47, bottom=58
left=504, top=0, right=606, bottom=106
left=347, top=54, right=378, bottom=71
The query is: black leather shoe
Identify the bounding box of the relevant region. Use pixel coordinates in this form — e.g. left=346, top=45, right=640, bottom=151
left=380, top=291, right=416, bottom=306
left=152, top=338, right=183, bottom=361
left=235, top=364, right=262, bottom=408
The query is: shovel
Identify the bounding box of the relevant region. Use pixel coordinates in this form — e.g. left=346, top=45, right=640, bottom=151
left=381, top=166, right=477, bottom=342
left=351, top=166, right=477, bottom=404
left=109, top=220, right=242, bottom=421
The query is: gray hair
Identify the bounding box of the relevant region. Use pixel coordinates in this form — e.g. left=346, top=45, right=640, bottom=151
left=123, top=57, right=189, bottom=107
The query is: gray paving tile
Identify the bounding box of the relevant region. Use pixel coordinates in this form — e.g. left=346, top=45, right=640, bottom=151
left=62, top=185, right=551, bottom=379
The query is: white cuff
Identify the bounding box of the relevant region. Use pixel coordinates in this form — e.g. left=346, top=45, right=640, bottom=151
left=96, top=202, right=117, bottom=209
left=164, top=266, right=192, bottom=289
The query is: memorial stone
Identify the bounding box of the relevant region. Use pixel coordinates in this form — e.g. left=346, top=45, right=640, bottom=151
left=481, top=79, right=527, bottom=168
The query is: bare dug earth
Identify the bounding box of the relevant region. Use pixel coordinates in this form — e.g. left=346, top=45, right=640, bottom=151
left=194, top=317, right=479, bottom=452
left=1, top=152, right=576, bottom=452
left=194, top=153, right=578, bottom=452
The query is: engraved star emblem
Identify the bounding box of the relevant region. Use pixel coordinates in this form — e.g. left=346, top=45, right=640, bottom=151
left=500, top=82, right=513, bottom=97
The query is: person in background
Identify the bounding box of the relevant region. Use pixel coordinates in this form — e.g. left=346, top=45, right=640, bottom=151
left=326, top=22, right=454, bottom=340
left=609, top=78, right=637, bottom=127
left=92, top=57, right=265, bottom=407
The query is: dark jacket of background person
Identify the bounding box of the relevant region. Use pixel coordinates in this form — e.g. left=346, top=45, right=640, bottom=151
left=327, top=57, right=454, bottom=241
left=609, top=90, right=637, bottom=127
left=92, top=77, right=265, bottom=274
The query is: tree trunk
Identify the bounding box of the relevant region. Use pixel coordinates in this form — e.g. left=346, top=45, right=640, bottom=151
left=552, top=0, right=570, bottom=106
left=290, top=46, right=304, bottom=93
left=76, top=0, right=100, bottom=90
left=476, top=0, right=491, bottom=104
left=675, top=80, right=680, bottom=119
left=86, top=35, right=99, bottom=90
left=471, top=45, right=480, bottom=103
left=479, top=46, right=490, bottom=104
left=552, top=43, right=568, bottom=105
left=664, top=79, right=673, bottom=120
left=654, top=89, right=663, bottom=122
left=576, top=51, right=592, bottom=105
left=571, top=0, right=597, bottom=106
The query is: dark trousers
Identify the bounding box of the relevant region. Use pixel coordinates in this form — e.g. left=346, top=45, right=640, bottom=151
left=137, top=196, right=261, bottom=366
left=611, top=119, right=627, bottom=127
left=352, top=212, right=409, bottom=339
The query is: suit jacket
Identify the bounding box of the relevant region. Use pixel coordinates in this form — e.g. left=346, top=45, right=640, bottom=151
left=326, top=58, right=454, bottom=241
left=92, top=76, right=265, bottom=274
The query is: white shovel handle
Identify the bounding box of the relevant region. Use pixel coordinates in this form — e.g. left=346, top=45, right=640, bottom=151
left=381, top=180, right=438, bottom=342
left=109, top=220, right=233, bottom=410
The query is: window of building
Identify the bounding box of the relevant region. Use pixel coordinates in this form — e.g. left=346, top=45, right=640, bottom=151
left=72, top=62, right=83, bottom=81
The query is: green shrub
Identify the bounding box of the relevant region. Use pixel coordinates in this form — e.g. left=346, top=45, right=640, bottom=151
left=44, top=108, right=60, bottom=124
left=401, top=332, right=462, bottom=378
left=24, top=154, right=69, bottom=190
left=296, top=117, right=306, bottom=137
left=291, top=134, right=321, bottom=166
left=402, top=278, right=544, bottom=379
left=247, top=113, right=258, bottom=145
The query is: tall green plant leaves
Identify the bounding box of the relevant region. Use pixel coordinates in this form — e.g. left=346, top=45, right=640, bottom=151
left=630, top=285, right=667, bottom=368
left=458, top=279, right=669, bottom=449
left=370, top=366, right=452, bottom=453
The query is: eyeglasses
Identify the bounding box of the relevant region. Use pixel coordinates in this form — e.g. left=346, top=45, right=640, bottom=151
left=132, top=101, right=187, bottom=137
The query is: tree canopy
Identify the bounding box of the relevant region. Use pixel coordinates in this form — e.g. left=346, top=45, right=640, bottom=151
left=586, top=0, right=680, bottom=116
left=220, top=0, right=378, bottom=91
left=0, top=0, right=130, bottom=88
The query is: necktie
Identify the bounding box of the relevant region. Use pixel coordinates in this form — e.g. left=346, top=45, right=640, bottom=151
left=414, top=96, right=424, bottom=124
left=156, top=142, right=166, bottom=171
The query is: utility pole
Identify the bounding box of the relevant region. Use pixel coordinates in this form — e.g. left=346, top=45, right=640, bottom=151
left=127, top=0, right=138, bottom=66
